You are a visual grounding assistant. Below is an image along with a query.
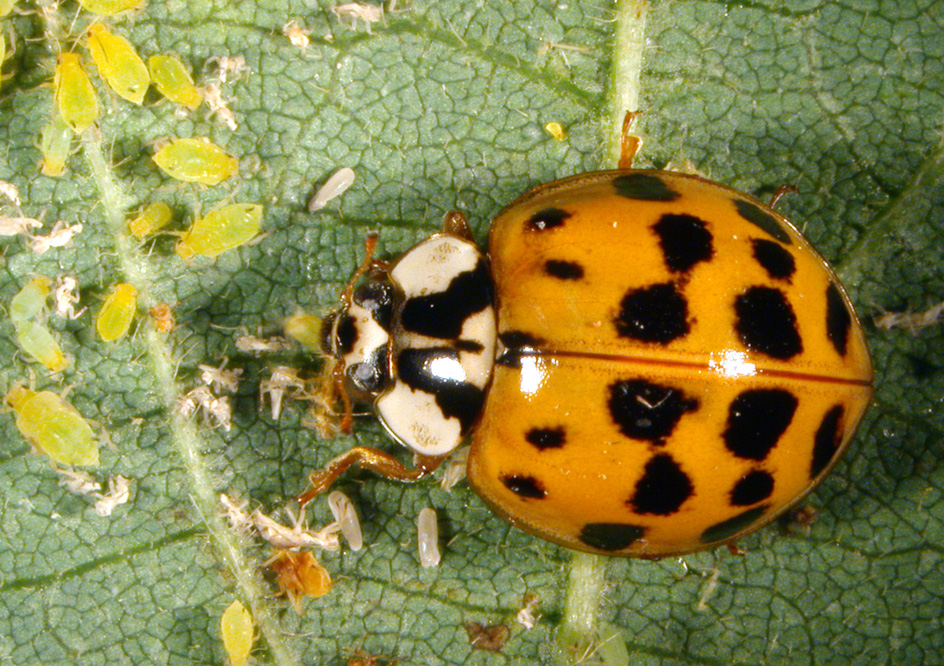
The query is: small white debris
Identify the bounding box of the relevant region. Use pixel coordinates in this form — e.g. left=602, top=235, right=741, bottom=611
left=220, top=493, right=255, bottom=535
left=200, top=81, right=238, bottom=130
left=198, top=357, right=243, bottom=393
left=177, top=385, right=233, bottom=431
left=308, top=167, right=356, bottom=212
left=0, top=215, right=41, bottom=237
left=56, top=467, right=102, bottom=495
left=28, top=220, right=83, bottom=254
left=696, top=567, right=722, bottom=611
left=874, top=301, right=944, bottom=335
left=235, top=334, right=292, bottom=353
left=417, top=506, right=440, bottom=568
left=0, top=180, right=22, bottom=206
left=205, top=55, right=249, bottom=83
left=251, top=506, right=341, bottom=550
left=440, top=445, right=469, bottom=490
left=94, top=475, right=132, bottom=516
left=53, top=276, right=85, bottom=320
left=282, top=19, right=311, bottom=50
left=516, top=593, right=541, bottom=630
left=332, top=3, right=384, bottom=32
left=260, top=366, right=306, bottom=420
left=327, top=490, right=363, bottom=551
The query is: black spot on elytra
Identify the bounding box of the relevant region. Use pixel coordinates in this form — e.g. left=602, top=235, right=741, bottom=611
left=735, top=286, right=803, bottom=359
left=701, top=505, right=768, bottom=544
left=502, top=474, right=546, bottom=499
left=734, top=199, right=792, bottom=244
left=525, top=427, right=566, bottom=450
left=653, top=214, right=714, bottom=274
left=751, top=238, right=796, bottom=281
left=579, top=523, right=646, bottom=552
left=811, top=405, right=844, bottom=479
left=723, top=388, right=799, bottom=461
left=397, top=348, right=485, bottom=434
left=526, top=207, right=571, bottom=231
left=730, top=470, right=775, bottom=506
left=544, top=260, right=585, bottom=280
left=826, top=282, right=852, bottom=357
left=630, top=453, right=693, bottom=515
left=613, top=173, right=680, bottom=201
left=608, top=379, right=699, bottom=442
left=615, top=282, right=689, bottom=344
left=400, top=260, right=493, bottom=339
left=499, top=330, right=546, bottom=350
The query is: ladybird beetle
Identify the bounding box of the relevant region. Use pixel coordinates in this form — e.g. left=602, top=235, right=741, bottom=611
left=301, top=121, right=872, bottom=558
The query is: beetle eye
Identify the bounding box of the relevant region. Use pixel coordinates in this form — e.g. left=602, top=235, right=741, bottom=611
left=321, top=311, right=358, bottom=357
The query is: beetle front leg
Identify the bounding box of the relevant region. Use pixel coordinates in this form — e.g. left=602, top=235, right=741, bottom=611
left=297, top=448, right=447, bottom=506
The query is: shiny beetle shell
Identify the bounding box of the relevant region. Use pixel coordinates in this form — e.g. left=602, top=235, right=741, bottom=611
left=319, top=169, right=872, bottom=559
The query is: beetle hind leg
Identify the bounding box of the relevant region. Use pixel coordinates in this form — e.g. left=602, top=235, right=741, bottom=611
left=297, top=448, right=447, bottom=506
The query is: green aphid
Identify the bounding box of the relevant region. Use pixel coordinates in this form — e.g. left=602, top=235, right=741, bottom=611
left=152, top=137, right=238, bottom=186
left=128, top=201, right=173, bottom=239
left=147, top=54, right=202, bottom=110
left=5, top=385, right=99, bottom=466
left=39, top=114, right=74, bottom=177
left=10, top=277, right=68, bottom=372
left=176, top=203, right=262, bottom=259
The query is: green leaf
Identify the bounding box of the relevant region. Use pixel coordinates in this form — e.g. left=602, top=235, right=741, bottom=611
left=1, top=0, right=942, bottom=664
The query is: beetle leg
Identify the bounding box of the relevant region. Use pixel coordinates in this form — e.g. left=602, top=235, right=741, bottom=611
left=618, top=110, right=643, bottom=170
left=298, top=449, right=447, bottom=506
left=768, top=184, right=798, bottom=208
left=441, top=210, right=474, bottom=240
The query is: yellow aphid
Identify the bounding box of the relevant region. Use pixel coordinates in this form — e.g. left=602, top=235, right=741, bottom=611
left=220, top=600, right=254, bottom=666
left=0, top=0, right=17, bottom=17
left=54, top=53, right=99, bottom=132
left=77, top=0, right=143, bottom=16
left=95, top=283, right=137, bottom=342
left=128, top=201, right=173, bottom=238
left=39, top=114, right=74, bottom=177
left=147, top=54, right=202, bottom=109
left=10, top=277, right=68, bottom=372
left=87, top=23, right=149, bottom=105
left=176, top=203, right=262, bottom=259
left=5, top=385, right=99, bottom=466
left=544, top=121, right=566, bottom=142
left=283, top=310, right=321, bottom=349
left=152, top=137, right=238, bottom=185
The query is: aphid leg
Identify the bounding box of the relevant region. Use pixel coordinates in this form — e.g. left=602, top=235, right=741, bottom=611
left=768, top=184, right=798, bottom=208
left=298, top=449, right=447, bottom=506
left=441, top=210, right=474, bottom=240
left=618, top=110, right=643, bottom=170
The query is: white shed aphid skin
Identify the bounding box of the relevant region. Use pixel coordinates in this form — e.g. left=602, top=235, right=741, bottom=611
left=198, top=357, right=243, bottom=393
left=177, top=385, right=232, bottom=431
left=203, top=55, right=249, bottom=84
left=327, top=490, right=363, bottom=551
left=56, top=467, right=102, bottom=495
left=220, top=493, right=255, bottom=535
left=28, top=220, right=83, bottom=254
left=439, top=444, right=470, bottom=490
left=200, top=81, right=237, bottom=130
left=53, top=276, right=85, bottom=320
left=0, top=214, right=41, bottom=237
left=282, top=20, right=310, bottom=50
left=260, top=366, right=305, bottom=420
left=250, top=505, right=340, bottom=551
left=417, top=507, right=440, bottom=567
left=0, top=180, right=21, bottom=206
left=874, top=301, right=944, bottom=334
left=93, top=474, right=131, bottom=516
left=308, top=167, right=356, bottom=211
left=234, top=334, right=292, bottom=353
